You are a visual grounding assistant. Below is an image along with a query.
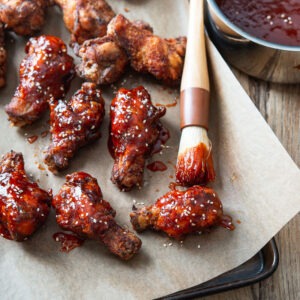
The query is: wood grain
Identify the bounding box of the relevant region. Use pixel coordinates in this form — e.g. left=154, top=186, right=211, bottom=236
left=200, top=69, right=300, bottom=300
left=181, top=0, right=210, bottom=91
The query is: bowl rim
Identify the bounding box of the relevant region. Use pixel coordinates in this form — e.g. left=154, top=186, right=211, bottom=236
left=206, top=0, right=300, bottom=52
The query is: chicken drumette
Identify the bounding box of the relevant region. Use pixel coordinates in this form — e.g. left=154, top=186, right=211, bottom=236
left=0, top=0, right=49, bottom=36
left=5, top=35, right=75, bottom=127
left=76, top=36, right=128, bottom=85
left=109, top=86, right=166, bottom=191
left=52, top=172, right=142, bottom=260
left=130, top=186, right=234, bottom=239
left=0, top=23, right=6, bottom=88
left=44, top=82, right=105, bottom=173
left=76, top=20, right=153, bottom=85
left=0, top=151, right=51, bottom=241
left=54, top=0, right=115, bottom=46
left=108, top=14, right=187, bottom=86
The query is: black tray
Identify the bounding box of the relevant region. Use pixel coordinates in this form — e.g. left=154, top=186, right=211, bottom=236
left=160, top=239, right=279, bottom=299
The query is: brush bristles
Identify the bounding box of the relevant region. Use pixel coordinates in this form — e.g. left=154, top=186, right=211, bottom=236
left=176, top=126, right=215, bottom=186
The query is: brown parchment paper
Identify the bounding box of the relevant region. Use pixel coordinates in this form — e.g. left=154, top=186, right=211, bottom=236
left=0, top=1, right=299, bottom=299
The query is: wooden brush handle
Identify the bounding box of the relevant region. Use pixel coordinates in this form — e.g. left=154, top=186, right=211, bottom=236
left=180, top=0, right=210, bottom=130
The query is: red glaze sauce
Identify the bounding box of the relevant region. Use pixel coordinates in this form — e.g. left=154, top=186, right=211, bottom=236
left=176, top=142, right=215, bottom=186
left=151, top=126, right=170, bottom=155
left=109, top=86, right=167, bottom=159
left=216, top=0, right=300, bottom=46
left=27, top=135, right=38, bottom=144
left=41, top=130, right=49, bottom=138
left=0, top=152, right=51, bottom=241
left=219, top=215, right=235, bottom=231
left=53, top=232, right=84, bottom=253
left=140, top=186, right=229, bottom=239
left=146, top=161, right=168, bottom=172
left=5, top=35, right=75, bottom=126
left=168, top=181, right=182, bottom=191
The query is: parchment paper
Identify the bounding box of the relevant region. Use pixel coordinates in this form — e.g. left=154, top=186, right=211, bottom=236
left=0, top=1, right=299, bottom=299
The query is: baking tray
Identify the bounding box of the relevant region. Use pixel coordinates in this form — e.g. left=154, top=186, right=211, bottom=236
left=160, top=239, right=279, bottom=299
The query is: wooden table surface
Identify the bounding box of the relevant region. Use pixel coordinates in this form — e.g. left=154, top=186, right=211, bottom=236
left=201, top=70, right=300, bottom=300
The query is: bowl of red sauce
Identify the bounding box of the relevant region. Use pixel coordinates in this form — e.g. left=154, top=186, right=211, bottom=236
left=206, top=0, right=300, bottom=83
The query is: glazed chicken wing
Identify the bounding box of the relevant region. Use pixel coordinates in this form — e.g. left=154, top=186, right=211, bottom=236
left=44, top=82, right=105, bottom=173
left=5, top=35, right=75, bottom=127
left=130, top=185, right=234, bottom=239
left=0, top=23, right=6, bottom=88
left=0, top=151, right=51, bottom=241
left=54, top=0, right=115, bottom=46
left=0, top=0, right=49, bottom=36
left=109, top=86, right=166, bottom=191
left=52, top=172, right=142, bottom=260
left=76, top=20, right=154, bottom=85
left=108, top=14, right=187, bottom=86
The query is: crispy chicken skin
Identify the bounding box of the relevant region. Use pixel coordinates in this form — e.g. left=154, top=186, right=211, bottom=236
left=54, top=0, right=115, bottom=45
left=52, top=172, right=142, bottom=260
left=0, top=151, right=51, bottom=241
left=44, top=82, right=105, bottom=173
left=0, top=23, right=6, bottom=88
left=108, top=14, right=187, bottom=86
left=109, top=86, right=166, bottom=191
left=0, top=0, right=49, bottom=36
left=76, top=20, right=153, bottom=85
left=5, top=35, right=75, bottom=127
left=76, top=36, right=128, bottom=85
left=130, top=186, right=234, bottom=239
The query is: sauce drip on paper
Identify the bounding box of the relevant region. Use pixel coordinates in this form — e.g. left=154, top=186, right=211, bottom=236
left=27, top=135, right=38, bottom=144
left=147, top=161, right=168, bottom=172
left=151, top=126, right=170, bottom=155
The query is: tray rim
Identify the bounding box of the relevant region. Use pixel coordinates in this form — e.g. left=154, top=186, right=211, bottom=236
left=161, top=238, right=279, bottom=299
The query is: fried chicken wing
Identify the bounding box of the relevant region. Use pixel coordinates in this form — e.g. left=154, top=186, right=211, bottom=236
left=0, top=151, right=51, bottom=241
left=5, top=35, right=75, bottom=127
left=109, top=86, right=166, bottom=191
left=76, top=36, right=128, bottom=85
left=44, top=82, right=105, bottom=173
left=52, top=172, right=142, bottom=260
left=54, top=0, right=115, bottom=45
left=76, top=20, right=154, bottom=85
left=0, top=0, right=49, bottom=36
left=130, top=185, right=234, bottom=239
left=108, top=14, right=187, bottom=86
left=0, top=23, right=6, bottom=88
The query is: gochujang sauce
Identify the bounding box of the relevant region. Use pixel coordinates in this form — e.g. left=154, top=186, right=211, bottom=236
left=216, top=0, right=300, bottom=46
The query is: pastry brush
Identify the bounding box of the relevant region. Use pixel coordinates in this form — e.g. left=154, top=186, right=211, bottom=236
left=176, top=0, right=215, bottom=186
